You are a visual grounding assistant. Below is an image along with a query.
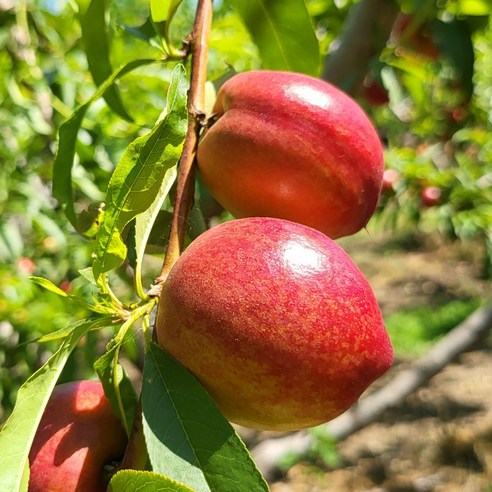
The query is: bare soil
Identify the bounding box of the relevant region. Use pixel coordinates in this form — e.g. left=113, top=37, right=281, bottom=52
left=270, top=230, right=492, bottom=492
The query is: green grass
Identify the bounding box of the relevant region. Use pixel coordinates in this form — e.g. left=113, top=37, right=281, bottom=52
left=277, top=427, right=341, bottom=472
left=385, top=298, right=482, bottom=356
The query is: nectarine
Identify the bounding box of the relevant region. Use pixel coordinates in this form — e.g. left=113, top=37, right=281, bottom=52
left=421, top=186, right=442, bottom=207
left=381, top=169, right=400, bottom=194
left=28, top=380, right=127, bottom=492
left=156, top=217, right=393, bottom=431
left=197, top=70, right=384, bottom=239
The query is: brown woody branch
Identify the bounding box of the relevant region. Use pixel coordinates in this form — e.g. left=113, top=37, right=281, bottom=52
left=151, top=0, right=213, bottom=295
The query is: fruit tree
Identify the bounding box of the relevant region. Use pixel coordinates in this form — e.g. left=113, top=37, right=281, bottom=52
left=0, top=0, right=491, bottom=491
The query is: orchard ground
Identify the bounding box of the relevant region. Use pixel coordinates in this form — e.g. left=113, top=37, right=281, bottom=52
left=260, top=227, right=492, bottom=491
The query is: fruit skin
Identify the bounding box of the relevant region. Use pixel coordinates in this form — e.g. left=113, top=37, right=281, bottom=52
left=421, top=186, right=442, bottom=207
left=156, top=217, right=393, bottom=431
left=28, top=380, right=128, bottom=492
left=197, top=70, right=384, bottom=239
left=360, top=76, right=389, bottom=107
left=16, top=257, right=36, bottom=274
left=381, top=169, right=400, bottom=194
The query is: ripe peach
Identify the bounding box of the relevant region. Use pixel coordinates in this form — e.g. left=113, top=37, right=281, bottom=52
left=381, top=169, right=400, bottom=193
left=421, top=186, right=442, bottom=207
left=197, top=70, right=384, bottom=239
left=16, top=257, right=36, bottom=275
left=28, top=380, right=127, bottom=492
left=360, top=76, right=389, bottom=107
left=156, top=217, right=393, bottom=431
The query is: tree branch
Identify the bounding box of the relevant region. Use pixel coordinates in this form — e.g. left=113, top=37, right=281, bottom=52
left=251, top=304, right=492, bottom=481
left=152, top=0, right=213, bottom=293
left=322, top=0, right=399, bottom=95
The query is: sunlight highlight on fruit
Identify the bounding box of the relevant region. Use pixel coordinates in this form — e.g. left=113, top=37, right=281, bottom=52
left=281, top=240, right=323, bottom=275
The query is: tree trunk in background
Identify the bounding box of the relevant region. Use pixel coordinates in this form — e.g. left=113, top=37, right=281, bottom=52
left=322, top=0, right=400, bottom=94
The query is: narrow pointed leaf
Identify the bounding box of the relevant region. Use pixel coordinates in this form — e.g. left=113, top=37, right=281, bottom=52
left=134, top=171, right=177, bottom=299
left=29, top=276, right=69, bottom=297
left=150, top=0, right=183, bottom=22
left=94, top=303, right=155, bottom=435
left=53, top=58, right=158, bottom=230
left=435, top=19, right=475, bottom=100
left=80, top=0, right=133, bottom=121
left=109, top=469, right=195, bottom=492
left=29, top=276, right=113, bottom=315
left=37, top=326, right=86, bottom=343
left=36, top=317, right=112, bottom=344
left=0, top=321, right=96, bottom=492
left=122, top=17, right=164, bottom=51
left=232, top=0, right=320, bottom=75
left=92, top=64, right=187, bottom=278
left=141, top=342, right=270, bottom=492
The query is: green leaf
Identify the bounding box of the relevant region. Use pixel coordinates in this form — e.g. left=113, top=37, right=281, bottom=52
left=232, top=0, right=320, bottom=75
left=79, top=0, right=133, bottom=121
left=0, top=320, right=95, bottom=492
left=94, top=302, right=155, bottom=435
left=150, top=0, right=183, bottom=49
left=29, top=276, right=115, bottom=315
left=0, top=220, right=23, bottom=259
left=53, top=58, right=159, bottom=231
left=140, top=210, right=174, bottom=251
left=142, top=342, right=270, bottom=492
left=134, top=175, right=176, bottom=299
left=36, top=317, right=112, bottom=343
left=150, top=0, right=183, bottom=22
left=29, top=276, right=69, bottom=297
left=109, top=469, right=195, bottom=492
left=434, top=19, right=475, bottom=100
left=447, top=0, right=491, bottom=16
left=92, top=64, right=187, bottom=278
left=20, top=461, right=29, bottom=492
left=122, top=17, right=163, bottom=51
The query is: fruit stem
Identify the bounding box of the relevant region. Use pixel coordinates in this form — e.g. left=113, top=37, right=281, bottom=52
left=151, top=0, right=213, bottom=295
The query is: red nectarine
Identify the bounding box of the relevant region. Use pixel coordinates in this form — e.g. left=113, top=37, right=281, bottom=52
left=381, top=169, right=400, bottom=194
left=28, top=380, right=127, bottom=492
left=197, top=70, right=384, bottom=239
left=156, top=217, right=393, bottom=431
left=421, top=186, right=442, bottom=207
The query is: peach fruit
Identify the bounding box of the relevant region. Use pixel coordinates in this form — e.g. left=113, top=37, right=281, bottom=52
left=28, top=380, right=127, bottom=492
left=197, top=70, right=384, bottom=239
left=421, top=186, right=442, bottom=207
left=156, top=217, right=393, bottom=431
